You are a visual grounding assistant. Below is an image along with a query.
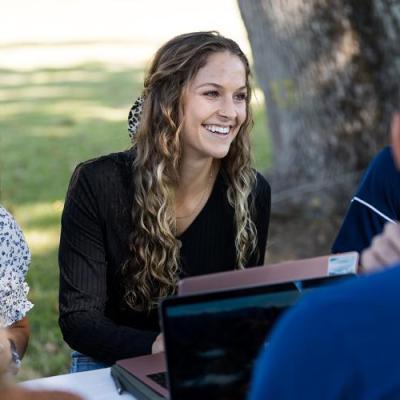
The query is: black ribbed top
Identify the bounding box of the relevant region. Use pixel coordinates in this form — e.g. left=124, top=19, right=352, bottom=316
left=58, top=150, right=270, bottom=364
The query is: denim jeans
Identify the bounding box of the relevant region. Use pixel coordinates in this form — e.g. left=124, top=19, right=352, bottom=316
left=69, top=351, right=111, bottom=373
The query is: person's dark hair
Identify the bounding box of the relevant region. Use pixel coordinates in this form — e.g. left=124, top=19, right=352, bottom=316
left=122, top=31, right=257, bottom=312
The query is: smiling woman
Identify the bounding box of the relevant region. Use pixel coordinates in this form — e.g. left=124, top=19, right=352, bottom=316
left=58, top=31, right=271, bottom=372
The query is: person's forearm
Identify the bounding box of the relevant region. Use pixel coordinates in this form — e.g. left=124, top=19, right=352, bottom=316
left=60, top=312, right=158, bottom=364
left=6, top=317, right=30, bottom=359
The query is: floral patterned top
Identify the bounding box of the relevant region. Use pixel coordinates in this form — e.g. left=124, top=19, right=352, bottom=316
left=0, top=206, right=33, bottom=326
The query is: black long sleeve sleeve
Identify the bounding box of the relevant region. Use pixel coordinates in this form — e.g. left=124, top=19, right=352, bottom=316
left=59, top=159, right=158, bottom=364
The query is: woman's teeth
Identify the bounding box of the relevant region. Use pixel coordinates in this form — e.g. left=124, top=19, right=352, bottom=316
left=203, top=124, right=230, bottom=135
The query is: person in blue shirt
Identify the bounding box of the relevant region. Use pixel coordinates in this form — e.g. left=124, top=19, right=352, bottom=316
left=332, top=145, right=400, bottom=254
left=249, top=113, right=400, bottom=400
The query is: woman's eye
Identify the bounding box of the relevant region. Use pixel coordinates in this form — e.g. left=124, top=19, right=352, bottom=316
left=234, top=92, right=247, bottom=102
left=204, top=90, right=219, bottom=98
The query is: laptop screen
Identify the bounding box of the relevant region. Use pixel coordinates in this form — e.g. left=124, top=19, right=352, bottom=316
left=161, top=275, right=353, bottom=400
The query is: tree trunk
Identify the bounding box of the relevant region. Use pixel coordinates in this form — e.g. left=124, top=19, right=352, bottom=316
left=238, top=0, right=400, bottom=215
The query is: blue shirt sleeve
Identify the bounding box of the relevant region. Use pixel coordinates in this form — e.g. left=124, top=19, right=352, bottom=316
left=248, top=295, right=358, bottom=400
left=332, top=147, right=400, bottom=254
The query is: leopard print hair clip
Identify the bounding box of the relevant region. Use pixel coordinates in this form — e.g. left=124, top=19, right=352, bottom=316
left=128, top=95, right=144, bottom=142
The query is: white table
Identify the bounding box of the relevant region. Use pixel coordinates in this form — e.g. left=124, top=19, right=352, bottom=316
left=21, top=368, right=136, bottom=400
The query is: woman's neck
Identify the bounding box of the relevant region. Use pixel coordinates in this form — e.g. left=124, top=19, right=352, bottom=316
left=175, top=157, right=218, bottom=232
left=177, top=157, right=216, bottom=197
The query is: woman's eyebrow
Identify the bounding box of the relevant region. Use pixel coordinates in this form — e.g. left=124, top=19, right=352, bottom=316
left=195, top=82, right=247, bottom=91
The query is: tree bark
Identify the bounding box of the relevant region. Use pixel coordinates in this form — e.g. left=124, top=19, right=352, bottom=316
left=238, top=0, right=400, bottom=214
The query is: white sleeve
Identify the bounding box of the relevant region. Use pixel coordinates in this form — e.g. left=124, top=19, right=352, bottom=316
left=0, top=206, right=33, bottom=326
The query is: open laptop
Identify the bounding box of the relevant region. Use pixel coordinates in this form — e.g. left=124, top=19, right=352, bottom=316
left=161, top=275, right=357, bottom=400
left=111, top=252, right=358, bottom=399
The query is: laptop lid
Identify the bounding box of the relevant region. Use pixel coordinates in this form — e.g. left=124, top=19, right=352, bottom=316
left=178, top=252, right=358, bottom=296
left=161, top=274, right=355, bottom=400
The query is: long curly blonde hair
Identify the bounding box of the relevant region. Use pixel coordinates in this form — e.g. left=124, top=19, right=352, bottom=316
left=122, top=31, right=258, bottom=312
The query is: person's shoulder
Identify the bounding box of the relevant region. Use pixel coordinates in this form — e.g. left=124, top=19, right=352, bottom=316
left=0, top=205, right=14, bottom=226
left=250, top=276, right=367, bottom=399
left=356, top=146, right=400, bottom=200
left=0, top=205, right=25, bottom=242
left=65, top=150, right=134, bottom=199
left=73, top=149, right=133, bottom=177
left=278, top=277, right=359, bottom=330
left=351, top=265, right=400, bottom=297
left=366, top=146, right=397, bottom=177
left=284, top=269, right=400, bottom=329
left=0, top=205, right=31, bottom=281
left=69, top=150, right=134, bottom=190
left=373, top=146, right=393, bottom=164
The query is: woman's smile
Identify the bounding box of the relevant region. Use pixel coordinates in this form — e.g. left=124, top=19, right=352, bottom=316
left=202, top=124, right=233, bottom=136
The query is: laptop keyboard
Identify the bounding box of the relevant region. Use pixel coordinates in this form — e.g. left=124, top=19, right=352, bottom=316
left=148, top=372, right=168, bottom=388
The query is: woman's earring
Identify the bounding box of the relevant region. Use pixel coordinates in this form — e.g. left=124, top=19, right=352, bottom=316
left=128, top=95, right=145, bottom=142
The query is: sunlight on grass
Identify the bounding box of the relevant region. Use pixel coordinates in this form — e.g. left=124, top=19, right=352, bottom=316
left=2, top=102, right=129, bottom=129
left=25, top=228, right=61, bottom=256
left=39, top=103, right=129, bottom=123
left=0, top=69, right=107, bottom=87
left=14, top=201, right=63, bottom=222
left=0, top=85, right=86, bottom=102
left=13, top=201, right=63, bottom=256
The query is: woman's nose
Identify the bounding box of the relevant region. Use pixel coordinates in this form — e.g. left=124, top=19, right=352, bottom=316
left=217, top=99, right=237, bottom=120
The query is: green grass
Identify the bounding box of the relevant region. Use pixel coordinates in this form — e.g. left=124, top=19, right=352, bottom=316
left=0, top=63, right=270, bottom=380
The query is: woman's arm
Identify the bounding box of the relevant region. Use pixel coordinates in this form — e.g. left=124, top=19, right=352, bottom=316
left=59, top=163, right=157, bottom=364
left=0, top=206, right=33, bottom=372
left=7, top=317, right=30, bottom=359
left=0, top=318, right=29, bottom=375
left=0, top=327, right=12, bottom=375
